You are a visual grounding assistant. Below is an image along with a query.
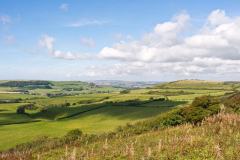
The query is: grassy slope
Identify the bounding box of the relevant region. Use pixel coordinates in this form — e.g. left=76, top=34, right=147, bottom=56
left=0, top=103, right=36, bottom=125
left=0, top=100, right=178, bottom=151
left=39, top=113, right=240, bottom=160
left=155, top=79, right=232, bottom=90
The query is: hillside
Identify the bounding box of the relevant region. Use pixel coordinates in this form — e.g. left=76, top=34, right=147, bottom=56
left=154, top=79, right=236, bottom=90
left=0, top=80, right=239, bottom=159
left=1, top=92, right=239, bottom=159
left=0, top=80, right=122, bottom=96
left=39, top=113, right=240, bottom=159
left=90, top=80, right=161, bottom=88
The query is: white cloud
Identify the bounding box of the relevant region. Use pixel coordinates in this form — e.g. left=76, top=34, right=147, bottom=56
left=39, top=34, right=91, bottom=60
left=67, top=19, right=108, bottom=27
left=39, top=35, right=54, bottom=52
left=97, top=10, right=240, bottom=76
left=154, top=12, right=189, bottom=35
left=39, top=10, right=240, bottom=79
left=80, top=37, right=95, bottom=48
left=207, top=9, right=230, bottom=26
left=59, top=3, right=69, bottom=12
left=0, top=15, right=11, bottom=25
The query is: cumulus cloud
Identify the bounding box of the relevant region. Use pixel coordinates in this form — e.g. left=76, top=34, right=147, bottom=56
left=99, top=12, right=191, bottom=62
left=96, top=10, right=240, bottom=76
left=39, top=35, right=91, bottom=60
left=39, top=10, right=240, bottom=78
left=59, top=3, right=69, bottom=12
left=207, top=9, right=230, bottom=26
left=80, top=37, right=95, bottom=48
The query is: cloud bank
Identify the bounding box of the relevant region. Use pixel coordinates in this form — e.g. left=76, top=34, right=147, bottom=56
left=40, top=9, right=240, bottom=78
left=97, top=9, right=240, bottom=77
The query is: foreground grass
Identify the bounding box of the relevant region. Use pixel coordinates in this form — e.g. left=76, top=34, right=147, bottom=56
left=1, top=112, right=239, bottom=160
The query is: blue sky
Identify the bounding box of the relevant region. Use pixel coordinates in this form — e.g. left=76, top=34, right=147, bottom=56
left=1, top=0, right=240, bottom=81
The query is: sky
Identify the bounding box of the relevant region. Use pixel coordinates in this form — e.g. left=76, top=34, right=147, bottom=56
left=1, top=0, right=240, bottom=81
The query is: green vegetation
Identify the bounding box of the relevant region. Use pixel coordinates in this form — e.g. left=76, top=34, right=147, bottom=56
left=0, top=79, right=239, bottom=159
left=38, top=112, right=240, bottom=160
left=0, top=80, right=52, bottom=88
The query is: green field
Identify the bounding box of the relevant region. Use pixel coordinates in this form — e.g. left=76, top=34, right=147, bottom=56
left=0, top=99, right=181, bottom=150
left=0, top=80, right=238, bottom=152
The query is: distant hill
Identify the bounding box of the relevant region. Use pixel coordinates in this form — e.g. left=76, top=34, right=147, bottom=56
left=154, top=79, right=239, bottom=90
left=0, top=80, right=53, bottom=89
left=90, top=80, right=162, bottom=88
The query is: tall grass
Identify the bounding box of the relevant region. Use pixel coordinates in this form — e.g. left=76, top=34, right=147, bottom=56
left=2, top=111, right=238, bottom=160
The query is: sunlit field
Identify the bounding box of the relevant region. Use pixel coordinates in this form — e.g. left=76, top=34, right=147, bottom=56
left=0, top=80, right=238, bottom=151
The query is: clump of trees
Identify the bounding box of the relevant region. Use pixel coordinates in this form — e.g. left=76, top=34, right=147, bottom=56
left=16, top=104, right=36, bottom=114
left=120, top=90, right=130, bottom=94
left=192, top=95, right=212, bottom=108
left=0, top=80, right=53, bottom=89
left=46, top=93, right=71, bottom=98
left=16, top=106, right=26, bottom=114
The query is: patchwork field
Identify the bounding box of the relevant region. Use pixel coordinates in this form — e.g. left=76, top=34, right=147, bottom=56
left=0, top=80, right=239, bottom=153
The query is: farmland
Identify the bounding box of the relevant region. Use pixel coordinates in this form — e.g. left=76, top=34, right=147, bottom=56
left=0, top=80, right=239, bottom=159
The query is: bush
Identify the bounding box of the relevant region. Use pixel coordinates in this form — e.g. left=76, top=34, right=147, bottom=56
left=149, top=97, right=154, bottom=100
left=223, top=92, right=240, bottom=113
left=16, top=106, right=25, bottom=114
left=65, top=102, right=71, bottom=107
left=120, top=90, right=130, bottom=94
left=65, top=129, right=83, bottom=141
left=16, top=103, right=38, bottom=114
left=192, top=96, right=212, bottom=108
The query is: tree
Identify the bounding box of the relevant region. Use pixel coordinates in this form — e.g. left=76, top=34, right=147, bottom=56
left=192, top=96, right=211, bottom=108
left=120, top=90, right=130, bottom=94
left=16, top=106, right=25, bottom=114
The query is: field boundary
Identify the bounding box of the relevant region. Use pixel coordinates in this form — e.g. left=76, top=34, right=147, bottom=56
left=57, top=105, right=108, bottom=120
left=0, top=119, right=41, bottom=126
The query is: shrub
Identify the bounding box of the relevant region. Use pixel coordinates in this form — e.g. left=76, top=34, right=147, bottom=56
left=223, top=92, right=240, bottom=113
left=192, top=95, right=212, bottom=108
left=65, top=129, right=83, bottom=141
left=65, top=102, right=71, bottom=107
left=120, top=90, right=130, bottom=94
left=16, top=106, right=25, bottom=114
left=149, top=97, right=154, bottom=100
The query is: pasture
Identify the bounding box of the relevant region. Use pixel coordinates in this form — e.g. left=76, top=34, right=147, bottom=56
left=0, top=80, right=238, bottom=151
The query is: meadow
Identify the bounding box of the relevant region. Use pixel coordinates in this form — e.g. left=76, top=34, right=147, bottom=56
left=0, top=80, right=239, bottom=158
